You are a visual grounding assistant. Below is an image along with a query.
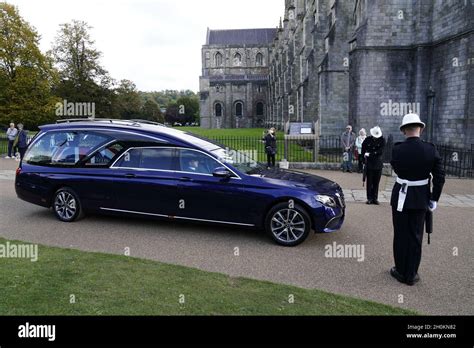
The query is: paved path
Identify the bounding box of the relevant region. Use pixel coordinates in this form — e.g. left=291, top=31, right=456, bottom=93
left=0, top=159, right=473, bottom=315
left=300, top=169, right=474, bottom=207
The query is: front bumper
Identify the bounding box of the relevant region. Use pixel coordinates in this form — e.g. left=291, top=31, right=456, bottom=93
left=310, top=191, right=345, bottom=233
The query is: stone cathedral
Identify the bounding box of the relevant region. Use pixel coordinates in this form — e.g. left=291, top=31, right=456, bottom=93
left=199, top=0, right=473, bottom=148
left=199, top=28, right=276, bottom=129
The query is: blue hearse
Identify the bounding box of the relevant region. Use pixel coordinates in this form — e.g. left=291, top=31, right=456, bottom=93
left=15, top=119, right=345, bottom=246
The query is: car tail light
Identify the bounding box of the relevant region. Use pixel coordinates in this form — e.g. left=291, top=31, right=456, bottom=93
left=16, top=167, right=22, bottom=176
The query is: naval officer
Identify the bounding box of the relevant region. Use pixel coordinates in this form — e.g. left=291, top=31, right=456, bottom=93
left=389, top=113, right=445, bottom=285
left=361, top=126, right=386, bottom=205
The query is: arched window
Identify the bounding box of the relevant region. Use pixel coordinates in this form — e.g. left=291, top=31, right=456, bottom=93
left=256, top=53, right=264, bottom=66
left=256, top=102, right=264, bottom=116
left=233, top=53, right=242, bottom=66
left=215, top=103, right=222, bottom=117
left=215, top=52, right=223, bottom=67
left=235, top=102, right=243, bottom=117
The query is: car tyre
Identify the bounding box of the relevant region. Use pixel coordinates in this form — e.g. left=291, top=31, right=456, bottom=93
left=265, top=202, right=311, bottom=246
left=52, top=187, right=84, bottom=222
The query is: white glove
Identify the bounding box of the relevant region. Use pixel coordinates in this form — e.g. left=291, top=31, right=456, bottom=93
left=428, top=200, right=437, bottom=212
left=364, top=152, right=370, bottom=158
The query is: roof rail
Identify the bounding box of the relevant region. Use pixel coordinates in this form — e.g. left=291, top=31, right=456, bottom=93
left=56, top=118, right=138, bottom=126
left=57, top=118, right=118, bottom=123
left=130, top=119, right=167, bottom=127
left=55, top=118, right=167, bottom=128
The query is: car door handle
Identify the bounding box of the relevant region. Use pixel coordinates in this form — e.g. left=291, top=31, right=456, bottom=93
left=125, top=173, right=136, bottom=178
left=179, top=177, right=193, bottom=182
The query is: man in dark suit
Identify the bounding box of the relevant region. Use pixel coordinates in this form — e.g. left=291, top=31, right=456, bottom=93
left=361, top=126, right=386, bottom=205
left=390, top=113, right=445, bottom=285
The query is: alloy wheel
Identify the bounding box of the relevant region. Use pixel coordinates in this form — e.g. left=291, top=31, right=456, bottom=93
left=270, top=209, right=306, bottom=243
left=54, top=191, right=77, bottom=221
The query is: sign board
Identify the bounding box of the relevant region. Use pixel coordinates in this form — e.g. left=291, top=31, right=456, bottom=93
left=288, top=122, right=314, bottom=135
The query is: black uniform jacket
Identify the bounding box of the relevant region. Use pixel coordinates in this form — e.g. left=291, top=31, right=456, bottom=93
left=263, top=133, right=277, bottom=154
left=390, top=137, right=445, bottom=210
left=361, top=136, right=386, bottom=170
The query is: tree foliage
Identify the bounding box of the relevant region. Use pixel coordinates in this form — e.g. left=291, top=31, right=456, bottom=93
left=0, top=3, right=58, bottom=129
left=50, top=20, right=114, bottom=118
left=141, top=98, right=163, bottom=123
left=113, top=79, right=142, bottom=119
left=0, top=5, right=199, bottom=130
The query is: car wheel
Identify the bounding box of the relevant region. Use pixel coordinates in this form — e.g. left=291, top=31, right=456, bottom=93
left=52, top=188, right=84, bottom=222
left=265, top=202, right=311, bottom=246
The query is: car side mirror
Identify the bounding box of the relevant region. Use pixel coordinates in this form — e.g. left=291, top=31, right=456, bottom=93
left=212, top=167, right=232, bottom=178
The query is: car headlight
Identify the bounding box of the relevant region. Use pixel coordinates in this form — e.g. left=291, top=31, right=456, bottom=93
left=315, top=195, right=337, bottom=208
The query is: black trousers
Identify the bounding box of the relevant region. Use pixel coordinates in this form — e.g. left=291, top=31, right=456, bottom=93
left=357, top=153, right=365, bottom=172
left=267, top=153, right=275, bottom=167
left=392, top=207, right=426, bottom=281
left=7, top=140, right=14, bottom=157
left=19, top=147, right=27, bottom=160
left=366, top=169, right=382, bottom=202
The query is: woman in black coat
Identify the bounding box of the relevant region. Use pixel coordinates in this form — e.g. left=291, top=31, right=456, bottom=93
left=361, top=126, right=386, bottom=204
left=263, top=127, right=277, bottom=168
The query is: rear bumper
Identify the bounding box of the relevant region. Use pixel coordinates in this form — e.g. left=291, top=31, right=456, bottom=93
left=15, top=180, right=50, bottom=208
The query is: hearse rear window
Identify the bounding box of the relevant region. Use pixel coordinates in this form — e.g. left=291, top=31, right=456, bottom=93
left=85, top=143, right=124, bottom=166
left=25, top=131, right=112, bottom=166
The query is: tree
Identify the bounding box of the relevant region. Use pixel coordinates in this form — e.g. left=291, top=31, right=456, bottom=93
left=176, top=95, right=199, bottom=124
left=51, top=20, right=114, bottom=118
left=0, top=3, right=58, bottom=129
left=114, top=79, right=142, bottom=119
left=164, top=103, right=179, bottom=124
left=51, top=20, right=107, bottom=85
left=141, top=99, right=163, bottom=123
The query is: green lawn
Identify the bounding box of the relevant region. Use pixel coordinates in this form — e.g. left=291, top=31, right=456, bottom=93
left=0, top=238, right=416, bottom=315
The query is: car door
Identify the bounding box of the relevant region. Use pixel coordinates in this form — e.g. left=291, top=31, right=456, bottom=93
left=175, top=148, right=252, bottom=226
left=108, top=147, right=180, bottom=217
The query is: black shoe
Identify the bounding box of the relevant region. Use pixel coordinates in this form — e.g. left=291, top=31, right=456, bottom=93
left=390, top=267, right=406, bottom=284
left=366, top=200, right=372, bottom=205
left=373, top=200, right=380, bottom=205
left=405, top=274, right=420, bottom=286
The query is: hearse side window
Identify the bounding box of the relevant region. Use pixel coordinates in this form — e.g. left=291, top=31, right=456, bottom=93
left=114, top=148, right=176, bottom=171
left=85, top=143, right=124, bottom=166
left=177, top=149, right=222, bottom=175
left=25, top=131, right=111, bottom=166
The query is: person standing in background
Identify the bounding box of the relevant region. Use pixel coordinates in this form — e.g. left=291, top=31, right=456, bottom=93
left=5, top=123, right=18, bottom=159
left=355, top=128, right=367, bottom=173
left=14, top=123, right=28, bottom=161
left=340, top=125, right=356, bottom=173
left=361, top=126, right=385, bottom=205
left=263, top=127, right=277, bottom=169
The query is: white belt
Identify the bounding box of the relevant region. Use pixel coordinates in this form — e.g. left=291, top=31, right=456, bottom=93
left=396, top=177, right=429, bottom=212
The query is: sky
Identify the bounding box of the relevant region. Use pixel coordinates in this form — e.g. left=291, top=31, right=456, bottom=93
left=9, top=0, right=284, bottom=92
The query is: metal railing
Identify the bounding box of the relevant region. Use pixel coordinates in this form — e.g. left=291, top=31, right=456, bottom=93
left=0, top=134, right=35, bottom=156
left=437, top=144, right=473, bottom=178
left=1, top=132, right=471, bottom=178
